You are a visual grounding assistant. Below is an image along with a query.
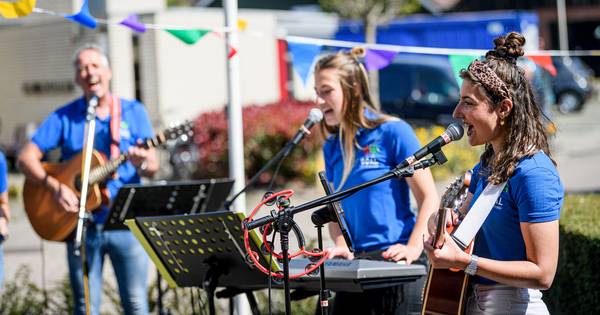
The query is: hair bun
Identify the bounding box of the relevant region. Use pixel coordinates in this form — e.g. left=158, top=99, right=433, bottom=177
left=350, top=46, right=366, bottom=58
left=488, top=32, right=525, bottom=63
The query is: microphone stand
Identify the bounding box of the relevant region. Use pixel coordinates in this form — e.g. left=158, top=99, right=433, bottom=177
left=310, top=206, right=333, bottom=315
left=246, top=150, right=447, bottom=315
left=223, top=136, right=298, bottom=211
left=74, top=95, right=99, bottom=315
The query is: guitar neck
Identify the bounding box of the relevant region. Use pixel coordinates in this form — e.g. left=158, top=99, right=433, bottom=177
left=433, top=207, right=448, bottom=249
left=88, top=132, right=168, bottom=184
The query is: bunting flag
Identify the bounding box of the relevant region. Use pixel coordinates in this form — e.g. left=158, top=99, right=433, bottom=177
left=166, top=29, right=211, bottom=45
left=364, top=48, right=397, bottom=71
left=527, top=55, right=557, bottom=76
left=449, top=54, right=477, bottom=86
left=120, top=14, right=146, bottom=33
left=0, top=0, right=35, bottom=18
left=228, top=46, right=237, bottom=59
left=237, top=18, right=247, bottom=31
left=65, top=0, right=96, bottom=29
left=288, top=41, right=322, bottom=86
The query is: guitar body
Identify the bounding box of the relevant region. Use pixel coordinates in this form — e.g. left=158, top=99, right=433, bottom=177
left=421, top=172, right=472, bottom=315
left=421, top=238, right=473, bottom=315
left=23, top=151, right=104, bottom=241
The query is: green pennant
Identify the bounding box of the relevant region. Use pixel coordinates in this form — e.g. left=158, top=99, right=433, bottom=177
left=166, top=29, right=211, bottom=45
left=448, top=54, right=478, bottom=87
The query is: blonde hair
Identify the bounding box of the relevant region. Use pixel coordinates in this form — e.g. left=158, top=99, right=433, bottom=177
left=315, top=47, right=395, bottom=189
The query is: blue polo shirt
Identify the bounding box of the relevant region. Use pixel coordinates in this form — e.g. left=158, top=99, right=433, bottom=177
left=468, top=151, right=563, bottom=284
left=0, top=152, right=7, bottom=194
left=32, top=97, right=154, bottom=224
left=324, top=118, right=421, bottom=252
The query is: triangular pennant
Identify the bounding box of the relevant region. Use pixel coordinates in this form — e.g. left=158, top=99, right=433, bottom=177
left=228, top=47, right=237, bottom=59
left=65, top=0, right=97, bottom=29
left=120, top=14, right=146, bottom=33
left=237, top=18, right=248, bottom=31
left=527, top=55, right=557, bottom=77
left=0, top=0, right=35, bottom=19
left=166, top=29, right=211, bottom=45
left=364, top=49, right=397, bottom=71
left=287, top=41, right=322, bottom=86
left=449, top=54, right=478, bottom=86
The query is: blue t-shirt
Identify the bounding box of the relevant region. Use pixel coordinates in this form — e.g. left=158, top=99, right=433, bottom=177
left=32, top=97, right=154, bottom=224
left=467, top=151, right=563, bottom=284
left=0, top=152, right=7, bottom=194
left=324, top=118, right=421, bottom=252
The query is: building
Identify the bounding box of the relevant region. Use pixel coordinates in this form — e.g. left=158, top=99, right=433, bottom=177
left=0, top=0, right=338, bottom=165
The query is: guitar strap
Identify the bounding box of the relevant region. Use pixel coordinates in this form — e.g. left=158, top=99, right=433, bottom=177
left=451, top=181, right=507, bottom=249
left=109, top=95, right=121, bottom=161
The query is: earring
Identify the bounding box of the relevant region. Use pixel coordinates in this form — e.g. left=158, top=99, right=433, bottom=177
left=500, top=119, right=505, bottom=126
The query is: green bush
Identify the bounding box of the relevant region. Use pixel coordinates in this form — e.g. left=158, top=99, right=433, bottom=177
left=544, top=193, right=600, bottom=314
left=0, top=266, right=73, bottom=315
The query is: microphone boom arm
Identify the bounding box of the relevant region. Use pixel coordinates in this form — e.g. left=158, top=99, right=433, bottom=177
left=245, top=150, right=447, bottom=231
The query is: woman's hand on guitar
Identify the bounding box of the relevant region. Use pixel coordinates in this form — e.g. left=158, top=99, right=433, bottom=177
left=326, top=246, right=354, bottom=260
left=53, top=183, right=79, bottom=213
left=426, top=209, right=457, bottom=237
left=423, top=232, right=470, bottom=270
left=382, top=243, right=422, bottom=264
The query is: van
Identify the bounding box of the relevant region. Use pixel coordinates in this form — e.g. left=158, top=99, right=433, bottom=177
left=379, top=54, right=460, bottom=125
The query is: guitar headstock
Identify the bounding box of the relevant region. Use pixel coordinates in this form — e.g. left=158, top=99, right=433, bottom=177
left=160, top=121, right=195, bottom=144
left=440, top=171, right=472, bottom=210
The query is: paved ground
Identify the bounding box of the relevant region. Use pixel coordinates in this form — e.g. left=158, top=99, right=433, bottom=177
left=2, top=93, right=599, bottom=311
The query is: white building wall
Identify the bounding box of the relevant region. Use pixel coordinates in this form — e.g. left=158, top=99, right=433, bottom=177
left=139, top=8, right=281, bottom=125
left=0, top=20, right=99, bottom=146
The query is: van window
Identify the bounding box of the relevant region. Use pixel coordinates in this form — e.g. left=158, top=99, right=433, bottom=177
left=379, top=64, right=413, bottom=103
left=413, top=66, right=459, bottom=106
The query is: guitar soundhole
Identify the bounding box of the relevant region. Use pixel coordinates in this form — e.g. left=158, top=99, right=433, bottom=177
left=74, top=175, right=82, bottom=192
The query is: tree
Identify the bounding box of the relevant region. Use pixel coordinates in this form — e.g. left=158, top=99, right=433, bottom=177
left=319, top=0, right=421, bottom=109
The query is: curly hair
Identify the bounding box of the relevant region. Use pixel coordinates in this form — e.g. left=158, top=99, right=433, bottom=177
left=460, top=32, right=555, bottom=184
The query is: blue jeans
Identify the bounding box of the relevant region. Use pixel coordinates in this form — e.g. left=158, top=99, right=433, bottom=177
left=67, top=224, right=149, bottom=315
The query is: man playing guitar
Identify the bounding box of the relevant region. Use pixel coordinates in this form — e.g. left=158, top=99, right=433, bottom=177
left=18, top=44, right=158, bottom=315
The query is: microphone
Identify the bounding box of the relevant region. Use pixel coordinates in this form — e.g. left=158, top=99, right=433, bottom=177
left=396, top=122, right=464, bottom=169
left=282, top=108, right=323, bottom=156
left=88, top=94, right=99, bottom=108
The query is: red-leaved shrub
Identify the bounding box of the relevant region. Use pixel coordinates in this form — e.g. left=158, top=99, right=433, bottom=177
left=193, top=100, right=323, bottom=186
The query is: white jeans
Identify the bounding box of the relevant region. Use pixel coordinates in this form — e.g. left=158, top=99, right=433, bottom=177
left=466, top=284, right=550, bottom=315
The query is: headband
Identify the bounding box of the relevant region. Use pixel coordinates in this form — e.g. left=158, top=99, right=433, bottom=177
left=468, top=60, right=511, bottom=101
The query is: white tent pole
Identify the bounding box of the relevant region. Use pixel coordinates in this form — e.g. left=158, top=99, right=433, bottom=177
left=224, top=0, right=250, bottom=314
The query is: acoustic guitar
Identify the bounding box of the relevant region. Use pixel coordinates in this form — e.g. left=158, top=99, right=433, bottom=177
left=23, top=121, right=194, bottom=242
left=421, top=172, right=471, bottom=315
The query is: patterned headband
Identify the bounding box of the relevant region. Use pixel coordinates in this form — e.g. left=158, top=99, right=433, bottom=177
left=467, top=60, right=511, bottom=101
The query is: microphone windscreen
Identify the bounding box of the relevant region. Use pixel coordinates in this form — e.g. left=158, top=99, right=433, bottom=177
left=308, top=108, right=324, bottom=123
left=446, top=122, right=464, bottom=141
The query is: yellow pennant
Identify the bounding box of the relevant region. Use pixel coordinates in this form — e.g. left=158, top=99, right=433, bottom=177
left=0, top=0, right=35, bottom=19
left=237, top=18, right=247, bottom=31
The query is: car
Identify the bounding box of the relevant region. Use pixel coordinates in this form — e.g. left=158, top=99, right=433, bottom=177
left=379, top=54, right=460, bottom=126
left=551, top=56, right=595, bottom=114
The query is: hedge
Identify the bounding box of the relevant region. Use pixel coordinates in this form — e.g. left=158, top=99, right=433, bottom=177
left=544, top=193, right=600, bottom=314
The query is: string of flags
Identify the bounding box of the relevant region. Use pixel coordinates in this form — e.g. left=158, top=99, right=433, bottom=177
left=2, top=0, right=599, bottom=86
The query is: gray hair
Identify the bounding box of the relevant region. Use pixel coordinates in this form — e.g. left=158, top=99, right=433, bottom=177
left=72, top=43, right=110, bottom=69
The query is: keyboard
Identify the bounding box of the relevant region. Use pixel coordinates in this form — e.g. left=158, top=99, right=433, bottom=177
left=287, top=258, right=426, bottom=292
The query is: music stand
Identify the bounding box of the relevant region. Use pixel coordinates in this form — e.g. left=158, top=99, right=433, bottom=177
left=125, top=211, right=280, bottom=315
left=104, top=178, right=234, bottom=230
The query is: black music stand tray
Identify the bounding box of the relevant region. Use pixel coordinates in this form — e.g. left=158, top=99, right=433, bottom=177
left=125, top=211, right=280, bottom=314
left=105, top=178, right=234, bottom=230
